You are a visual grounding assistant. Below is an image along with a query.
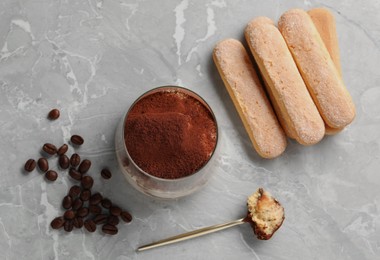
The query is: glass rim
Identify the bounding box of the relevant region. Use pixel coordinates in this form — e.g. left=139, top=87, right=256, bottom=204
left=121, top=85, right=219, bottom=182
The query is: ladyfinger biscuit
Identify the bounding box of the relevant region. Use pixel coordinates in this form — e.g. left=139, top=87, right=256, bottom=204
left=278, top=9, right=355, bottom=129
left=308, top=8, right=342, bottom=76
left=213, top=39, right=287, bottom=158
left=245, top=17, right=325, bottom=145
left=308, top=8, right=344, bottom=135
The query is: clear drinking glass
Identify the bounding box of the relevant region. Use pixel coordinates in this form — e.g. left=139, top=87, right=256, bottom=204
left=115, top=86, right=219, bottom=199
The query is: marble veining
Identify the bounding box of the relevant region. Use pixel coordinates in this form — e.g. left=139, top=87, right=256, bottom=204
left=0, top=0, right=380, bottom=259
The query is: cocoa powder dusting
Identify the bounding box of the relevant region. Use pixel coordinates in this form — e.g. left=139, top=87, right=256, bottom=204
left=124, top=90, right=217, bottom=179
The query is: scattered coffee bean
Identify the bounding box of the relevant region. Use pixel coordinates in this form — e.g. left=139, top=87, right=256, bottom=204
left=80, top=189, right=91, bottom=201
left=62, top=195, right=73, bottom=209
left=78, top=159, right=91, bottom=174
left=42, top=143, right=57, bottom=155
left=48, top=109, right=60, bottom=120
left=71, top=135, right=84, bottom=146
left=69, top=168, right=82, bottom=181
left=37, top=158, right=49, bottom=172
left=45, top=170, right=58, bottom=181
left=64, top=210, right=75, bottom=220
left=107, top=215, right=119, bottom=226
left=101, top=198, right=112, bottom=209
left=102, top=224, right=118, bottom=235
left=93, top=214, right=108, bottom=225
left=89, top=205, right=102, bottom=215
left=30, top=110, right=133, bottom=236
left=100, top=168, right=112, bottom=179
left=64, top=220, right=73, bottom=232
left=121, top=211, right=133, bottom=223
left=89, top=193, right=103, bottom=205
left=73, top=217, right=84, bottom=229
left=59, top=155, right=70, bottom=169
left=110, top=206, right=122, bottom=216
left=84, top=220, right=96, bottom=232
left=81, top=176, right=94, bottom=189
left=57, top=144, right=68, bottom=155
left=77, top=207, right=90, bottom=218
left=70, top=153, right=81, bottom=167
left=24, top=159, right=36, bottom=172
left=72, top=198, right=83, bottom=210
left=69, top=185, right=81, bottom=198
left=50, top=217, right=65, bottom=229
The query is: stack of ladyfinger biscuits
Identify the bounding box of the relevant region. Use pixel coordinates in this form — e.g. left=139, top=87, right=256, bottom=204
left=213, top=8, right=355, bottom=159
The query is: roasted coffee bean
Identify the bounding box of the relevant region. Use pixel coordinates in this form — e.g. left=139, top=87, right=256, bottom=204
left=50, top=217, right=65, bottom=229
left=45, top=170, right=58, bottom=181
left=110, top=206, right=122, bottom=216
left=69, top=168, right=82, bottom=181
left=59, top=155, right=70, bottom=169
left=107, top=215, right=119, bottom=226
left=102, top=224, right=118, bottom=235
left=81, top=176, right=94, bottom=189
left=120, top=211, right=133, bottom=223
left=57, top=144, right=68, bottom=155
left=70, top=153, right=81, bottom=167
left=89, top=205, right=102, bottom=215
left=69, top=185, right=81, bottom=198
left=37, top=158, right=49, bottom=172
left=71, top=135, right=84, bottom=146
left=62, top=195, right=73, bottom=209
left=84, top=220, right=96, bottom=232
left=64, top=210, right=75, bottom=220
left=100, top=168, right=112, bottom=179
left=101, top=198, right=112, bottom=209
left=80, top=189, right=91, bottom=201
left=73, top=217, right=84, bottom=229
left=48, top=109, right=60, bottom=120
left=72, top=198, right=83, bottom=210
left=93, top=214, right=108, bottom=225
left=64, top=220, right=73, bottom=232
left=78, top=159, right=91, bottom=174
left=24, top=159, right=36, bottom=172
left=89, top=193, right=103, bottom=205
left=42, top=143, right=57, bottom=155
left=77, top=207, right=89, bottom=218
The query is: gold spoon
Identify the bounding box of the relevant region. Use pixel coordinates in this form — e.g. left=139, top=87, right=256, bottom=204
left=137, top=216, right=250, bottom=252
left=137, top=188, right=285, bottom=252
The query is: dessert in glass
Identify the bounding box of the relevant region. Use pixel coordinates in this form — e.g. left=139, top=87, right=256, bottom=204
left=115, top=86, right=218, bottom=199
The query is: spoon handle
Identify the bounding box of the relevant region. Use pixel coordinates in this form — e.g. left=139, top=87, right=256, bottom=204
left=137, top=217, right=246, bottom=252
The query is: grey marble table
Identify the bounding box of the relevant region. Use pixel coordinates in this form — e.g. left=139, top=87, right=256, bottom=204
left=1, top=0, right=379, bottom=259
